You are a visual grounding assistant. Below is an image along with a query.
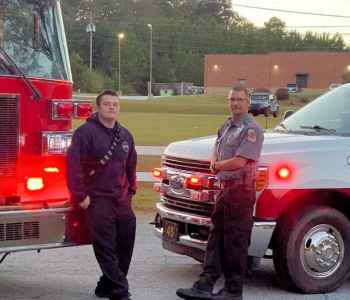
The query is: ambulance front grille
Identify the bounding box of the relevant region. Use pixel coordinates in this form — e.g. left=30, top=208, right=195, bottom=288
left=0, top=94, right=19, bottom=178
left=0, top=222, right=40, bottom=242
left=163, top=155, right=211, bottom=173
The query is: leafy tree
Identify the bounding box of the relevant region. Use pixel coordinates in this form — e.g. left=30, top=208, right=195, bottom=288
left=70, top=52, right=92, bottom=91
left=341, top=71, right=350, bottom=83
left=61, top=0, right=348, bottom=94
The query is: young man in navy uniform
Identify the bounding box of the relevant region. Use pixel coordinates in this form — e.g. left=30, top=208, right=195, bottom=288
left=66, top=90, right=137, bottom=300
left=176, top=85, right=264, bottom=300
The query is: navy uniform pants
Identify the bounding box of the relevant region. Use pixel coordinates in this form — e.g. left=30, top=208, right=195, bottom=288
left=84, top=197, right=136, bottom=297
left=194, top=183, right=255, bottom=294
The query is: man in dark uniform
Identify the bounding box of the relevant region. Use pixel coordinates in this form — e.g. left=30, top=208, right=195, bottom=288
left=66, top=90, right=137, bottom=300
left=176, top=85, right=264, bottom=300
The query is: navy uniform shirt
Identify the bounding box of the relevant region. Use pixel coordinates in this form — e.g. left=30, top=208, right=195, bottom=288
left=215, top=113, right=264, bottom=182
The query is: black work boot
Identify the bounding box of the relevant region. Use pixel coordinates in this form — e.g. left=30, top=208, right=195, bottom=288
left=176, top=286, right=212, bottom=300
left=108, top=292, right=131, bottom=300
left=95, top=278, right=112, bottom=298
left=212, top=289, right=242, bottom=300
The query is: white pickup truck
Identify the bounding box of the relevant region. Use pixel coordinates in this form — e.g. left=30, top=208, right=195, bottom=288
left=151, top=83, right=350, bottom=294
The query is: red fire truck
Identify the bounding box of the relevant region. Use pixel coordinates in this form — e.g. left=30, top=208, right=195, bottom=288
left=0, top=0, right=92, bottom=262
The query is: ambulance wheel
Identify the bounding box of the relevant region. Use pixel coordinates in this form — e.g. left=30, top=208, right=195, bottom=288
left=273, top=205, right=350, bottom=293
left=273, top=107, right=279, bottom=118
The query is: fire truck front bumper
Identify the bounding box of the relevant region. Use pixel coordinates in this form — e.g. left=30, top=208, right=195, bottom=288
left=152, top=202, right=276, bottom=259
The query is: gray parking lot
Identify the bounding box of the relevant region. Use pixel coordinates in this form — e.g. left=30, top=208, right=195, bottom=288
left=1, top=212, right=350, bottom=300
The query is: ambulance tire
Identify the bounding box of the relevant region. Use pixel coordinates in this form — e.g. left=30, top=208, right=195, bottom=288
left=273, top=205, right=350, bottom=294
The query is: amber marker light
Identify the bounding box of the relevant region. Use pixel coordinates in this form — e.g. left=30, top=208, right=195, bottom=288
left=189, top=176, right=201, bottom=185
left=152, top=168, right=163, bottom=178
left=44, top=167, right=59, bottom=173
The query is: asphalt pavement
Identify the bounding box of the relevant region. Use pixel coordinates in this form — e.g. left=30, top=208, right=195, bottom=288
left=1, top=212, right=350, bottom=300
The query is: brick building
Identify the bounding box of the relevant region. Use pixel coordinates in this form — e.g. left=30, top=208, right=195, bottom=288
left=204, top=52, right=350, bottom=93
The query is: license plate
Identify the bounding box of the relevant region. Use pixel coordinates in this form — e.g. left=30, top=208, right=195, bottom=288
left=162, top=220, right=179, bottom=242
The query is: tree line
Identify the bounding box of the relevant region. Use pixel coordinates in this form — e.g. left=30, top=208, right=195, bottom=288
left=61, top=0, right=349, bottom=94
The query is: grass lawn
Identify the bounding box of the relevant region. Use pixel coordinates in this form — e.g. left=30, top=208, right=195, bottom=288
left=73, top=93, right=318, bottom=210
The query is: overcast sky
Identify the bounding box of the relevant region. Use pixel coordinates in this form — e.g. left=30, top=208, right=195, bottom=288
left=231, top=0, right=350, bottom=46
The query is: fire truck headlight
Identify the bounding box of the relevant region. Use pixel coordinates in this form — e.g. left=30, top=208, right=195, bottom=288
left=26, top=177, right=44, bottom=191
left=40, top=131, right=73, bottom=155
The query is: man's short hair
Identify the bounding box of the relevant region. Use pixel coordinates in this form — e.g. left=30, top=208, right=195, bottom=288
left=232, top=84, right=249, bottom=99
left=96, top=89, right=119, bottom=106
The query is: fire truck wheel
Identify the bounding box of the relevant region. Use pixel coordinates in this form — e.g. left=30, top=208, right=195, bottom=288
left=273, top=205, right=350, bottom=294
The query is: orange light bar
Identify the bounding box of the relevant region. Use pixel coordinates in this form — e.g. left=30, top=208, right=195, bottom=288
left=44, top=167, right=60, bottom=173
left=277, top=167, right=291, bottom=179
left=153, top=168, right=163, bottom=178
left=26, top=177, right=44, bottom=191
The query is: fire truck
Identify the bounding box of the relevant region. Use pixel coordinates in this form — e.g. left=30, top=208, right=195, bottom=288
left=0, top=0, right=92, bottom=262
left=151, top=83, right=350, bottom=294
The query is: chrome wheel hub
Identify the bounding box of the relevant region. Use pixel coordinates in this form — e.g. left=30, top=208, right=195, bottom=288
left=301, top=224, right=344, bottom=278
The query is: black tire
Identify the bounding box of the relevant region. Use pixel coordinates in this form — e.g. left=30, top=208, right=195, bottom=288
left=253, top=111, right=258, bottom=117
left=273, top=107, right=279, bottom=118
left=264, top=107, right=270, bottom=117
left=273, top=205, right=350, bottom=293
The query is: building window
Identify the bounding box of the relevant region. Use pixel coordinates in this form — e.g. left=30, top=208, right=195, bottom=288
left=239, top=79, right=246, bottom=86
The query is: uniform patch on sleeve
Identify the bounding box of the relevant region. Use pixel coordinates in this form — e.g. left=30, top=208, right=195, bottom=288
left=247, top=129, right=257, bottom=143
left=122, top=141, right=129, bottom=153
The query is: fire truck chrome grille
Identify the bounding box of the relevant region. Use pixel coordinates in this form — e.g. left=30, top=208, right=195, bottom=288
left=0, top=222, right=39, bottom=242
left=163, top=155, right=211, bottom=173
left=162, top=194, right=214, bottom=217
left=0, top=95, right=19, bottom=178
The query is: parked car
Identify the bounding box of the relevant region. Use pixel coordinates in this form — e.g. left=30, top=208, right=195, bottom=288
left=285, top=83, right=302, bottom=93
left=329, top=83, right=342, bottom=90
left=185, top=86, right=204, bottom=95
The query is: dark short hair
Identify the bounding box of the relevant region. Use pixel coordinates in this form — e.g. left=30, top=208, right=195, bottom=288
left=96, top=89, right=119, bottom=106
left=232, top=84, right=249, bottom=99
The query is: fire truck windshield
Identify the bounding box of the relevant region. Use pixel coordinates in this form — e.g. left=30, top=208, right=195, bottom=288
left=0, top=0, right=72, bottom=82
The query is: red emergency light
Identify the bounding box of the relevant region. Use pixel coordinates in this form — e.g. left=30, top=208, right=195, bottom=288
left=277, top=167, right=291, bottom=179
left=188, top=176, right=201, bottom=185
left=51, top=100, right=92, bottom=119
left=56, top=102, right=74, bottom=118
left=76, top=102, right=93, bottom=118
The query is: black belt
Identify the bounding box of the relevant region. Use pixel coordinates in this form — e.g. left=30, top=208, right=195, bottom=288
left=220, top=179, right=244, bottom=189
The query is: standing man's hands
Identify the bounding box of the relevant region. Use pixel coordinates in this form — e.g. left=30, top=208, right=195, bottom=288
left=210, top=161, right=218, bottom=174
left=79, top=195, right=90, bottom=209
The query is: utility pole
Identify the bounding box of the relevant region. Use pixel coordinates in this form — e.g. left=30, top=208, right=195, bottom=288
left=86, top=12, right=95, bottom=71
left=148, top=24, right=153, bottom=98
left=118, top=33, right=124, bottom=95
